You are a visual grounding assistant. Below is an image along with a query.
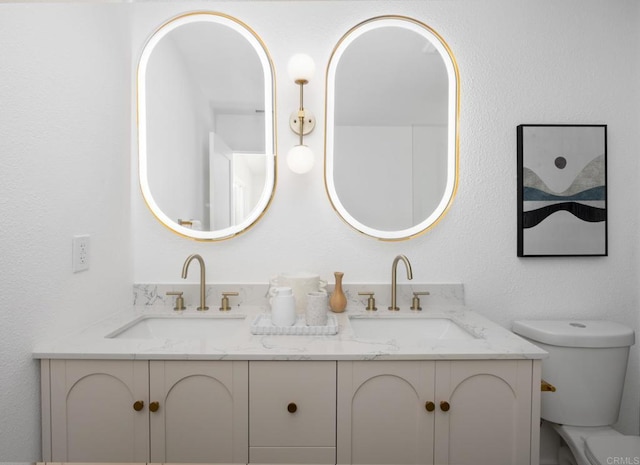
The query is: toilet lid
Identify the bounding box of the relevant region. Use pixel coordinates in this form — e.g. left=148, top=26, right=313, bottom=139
left=585, top=436, right=640, bottom=465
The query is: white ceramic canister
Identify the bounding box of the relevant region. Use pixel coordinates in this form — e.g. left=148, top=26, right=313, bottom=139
left=305, top=290, right=329, bottom=326
left=269, top=286, right=296, bottom=326
left=270, top=272, right=327, bottom=312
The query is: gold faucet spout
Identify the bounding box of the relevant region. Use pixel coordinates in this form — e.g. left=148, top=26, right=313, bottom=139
left=181, top=254, right=209, bottom=311
left=389, top=254, right=413, bottom=311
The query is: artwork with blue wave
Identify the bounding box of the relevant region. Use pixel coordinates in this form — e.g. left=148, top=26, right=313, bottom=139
left=517, top=125, right=607, bottom=256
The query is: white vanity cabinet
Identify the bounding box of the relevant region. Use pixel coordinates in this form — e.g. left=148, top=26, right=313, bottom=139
left=42, top=358, right=539, bottom=464
left=337, top=360, right=537, bottom=465
left=249, top=361, right=337, bottom=464
left=42, top=359, right=248, bottom=463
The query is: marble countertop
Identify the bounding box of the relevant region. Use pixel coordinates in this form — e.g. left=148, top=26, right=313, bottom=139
left=32, top=304, right=547, bottom=361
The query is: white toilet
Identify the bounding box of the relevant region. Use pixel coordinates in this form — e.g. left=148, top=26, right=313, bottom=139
left=513, top=319, right=639, bottom=465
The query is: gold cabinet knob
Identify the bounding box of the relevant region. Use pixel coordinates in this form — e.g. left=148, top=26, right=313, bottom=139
left=287, top=402, right=298, bottom=413
left=425, top=401, right=435, bottom=412
left=133, top=400, right=144, bottom=411
left=149, top=401, right=160, bottom=413
left=440, top=401, right=450, bottom=412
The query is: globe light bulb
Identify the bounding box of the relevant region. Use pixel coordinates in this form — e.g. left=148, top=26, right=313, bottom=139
left=287, top=145, right=314, bottom=174
left=287, top=53, right=316, bottom=83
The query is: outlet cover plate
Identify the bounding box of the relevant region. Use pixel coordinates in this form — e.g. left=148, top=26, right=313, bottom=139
left=72, top=235, right=90, bottom=273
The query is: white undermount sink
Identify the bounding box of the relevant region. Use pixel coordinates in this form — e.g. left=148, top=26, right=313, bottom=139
left=349, top=316, right=477, bottom=342
left=106, top=315, right=246, bottom=341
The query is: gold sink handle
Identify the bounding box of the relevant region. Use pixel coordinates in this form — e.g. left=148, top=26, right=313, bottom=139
left=410, top=291, right=430, bottom=311
left=220, top=291, right=239, bottom=311
left=358, top=292, right=377, bottom=311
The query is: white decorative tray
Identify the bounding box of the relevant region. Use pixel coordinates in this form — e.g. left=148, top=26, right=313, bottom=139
left=250, top=314, right=339, bottom=335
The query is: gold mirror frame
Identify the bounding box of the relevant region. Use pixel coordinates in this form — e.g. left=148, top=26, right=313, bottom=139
left=324, top=16, right=459, bottom=241
left=137, top=12, right=277, bottom=241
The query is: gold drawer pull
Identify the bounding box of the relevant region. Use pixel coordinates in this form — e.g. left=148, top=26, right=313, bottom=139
left=440, top=401, right=450, bottom=412
left=287, top=402, right=298, bottom=413
left=425, top=401, right=435, bottom=412
left=133, top=400, right=144, bottom=411
left=541, top=380, right=557, bottom=392
left=149, top=401, right=160, bottom=413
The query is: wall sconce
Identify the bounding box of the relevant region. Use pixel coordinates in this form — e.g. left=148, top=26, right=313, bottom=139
left=286, top=53, right=316, bottom=174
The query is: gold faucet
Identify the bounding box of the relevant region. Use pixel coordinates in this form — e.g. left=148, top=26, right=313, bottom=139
left=389, top=254, right=413, bottom=311
left=181, top=254, right=209, bottom=311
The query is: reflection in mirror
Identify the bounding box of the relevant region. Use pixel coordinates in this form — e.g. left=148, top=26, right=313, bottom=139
left=138, top=12, right=276, bottom=240
left=325, top=16, right=459, bottom=240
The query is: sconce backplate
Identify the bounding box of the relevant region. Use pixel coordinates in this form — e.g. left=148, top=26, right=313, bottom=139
left=289, top=110, right=316, bottom=135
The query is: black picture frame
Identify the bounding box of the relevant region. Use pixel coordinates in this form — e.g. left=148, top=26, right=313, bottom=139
left=517, top=124, right=607, bottom=257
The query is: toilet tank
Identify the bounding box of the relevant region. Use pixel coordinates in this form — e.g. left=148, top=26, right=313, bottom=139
left=512, top=320, right=634, bottom=427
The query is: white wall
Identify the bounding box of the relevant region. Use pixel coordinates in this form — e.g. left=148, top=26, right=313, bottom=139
left=132, top=0, right=640, bottom=437
left=0, top=4, right=132, bottom=460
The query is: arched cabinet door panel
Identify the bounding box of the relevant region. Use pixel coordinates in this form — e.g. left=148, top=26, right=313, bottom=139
left=49, top=360, right=149, bottom=462
left=337, top=361, right=436, bottom=464
left=149, top=360, right=248, bottom=463
left=434, top=360, right=534, bottom=465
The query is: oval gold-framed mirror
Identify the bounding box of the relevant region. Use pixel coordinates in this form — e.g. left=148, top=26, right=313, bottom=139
left=137, top=12, right=276, bottom=241
left=325, top=16, right=459, bottom=240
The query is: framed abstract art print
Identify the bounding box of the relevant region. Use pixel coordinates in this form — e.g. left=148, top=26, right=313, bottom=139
left=517, top=124, right=607, bottom=257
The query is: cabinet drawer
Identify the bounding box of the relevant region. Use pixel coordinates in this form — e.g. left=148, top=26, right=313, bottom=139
left=249, top=361, right=336, bottom=447
left=250, top=446, right=335, bottom=464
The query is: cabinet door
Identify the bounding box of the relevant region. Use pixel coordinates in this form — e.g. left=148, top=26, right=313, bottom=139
left=149, top=360, right=248, bottom=463
left=337, top=360, right=435, bottom=465
left=434, top=360, right=533, bottom=465
left=249, top=361, right=336, bottom=463
left=49, top=359, right=149, bottom=462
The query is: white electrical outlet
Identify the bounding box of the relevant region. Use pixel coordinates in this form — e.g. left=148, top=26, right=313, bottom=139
left=72, top=235, right=90, bottom=273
